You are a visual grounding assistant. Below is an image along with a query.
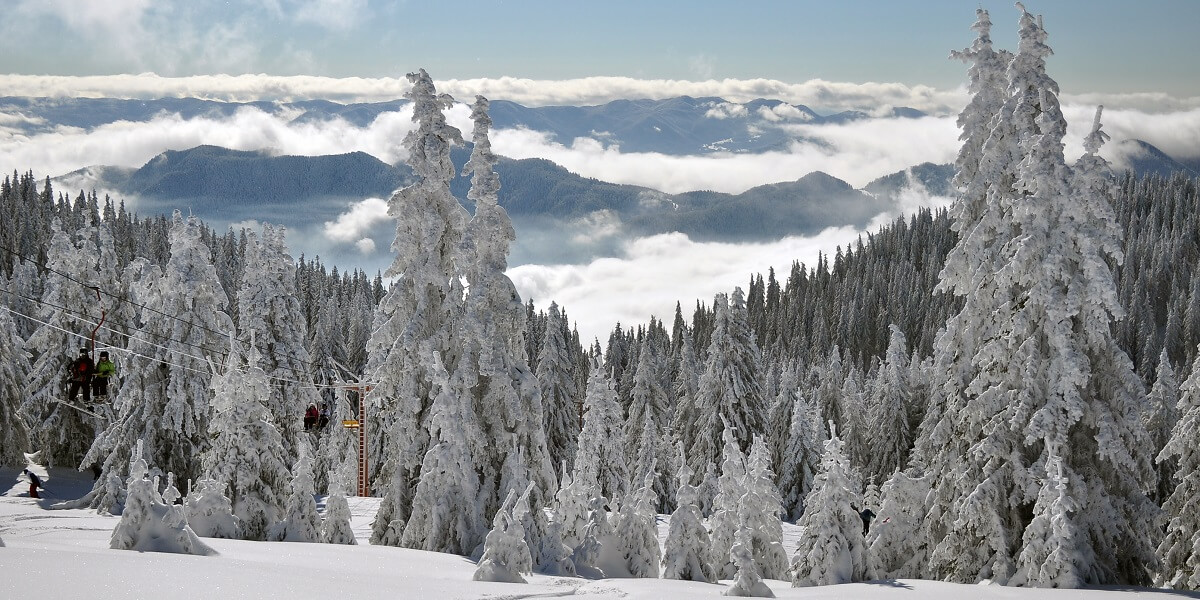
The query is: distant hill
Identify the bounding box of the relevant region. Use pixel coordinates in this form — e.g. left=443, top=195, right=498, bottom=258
left=61, top=144, right=891, bottom=245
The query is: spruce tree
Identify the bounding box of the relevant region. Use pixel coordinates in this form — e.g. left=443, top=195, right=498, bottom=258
left=1155, top=348, right=1200, bottom=589
left=367, top=69, right=468, bottom=544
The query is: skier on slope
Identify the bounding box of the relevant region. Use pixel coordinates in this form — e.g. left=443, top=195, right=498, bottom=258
left=23, top=469, right=44, bottom=499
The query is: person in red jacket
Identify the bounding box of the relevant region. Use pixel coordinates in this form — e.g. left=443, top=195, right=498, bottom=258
left=68, top=347, right=95, bottom=404
left=304, top=404, right=319, bottom=431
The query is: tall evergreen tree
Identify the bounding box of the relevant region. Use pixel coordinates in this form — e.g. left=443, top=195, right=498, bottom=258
left=1155, top=347, right=1200, bottom=589
left=688, top=289, right=767, bottom=479
left=367, top=69, right=468, bottom=544
left=236, top=224, right=318, bottom=464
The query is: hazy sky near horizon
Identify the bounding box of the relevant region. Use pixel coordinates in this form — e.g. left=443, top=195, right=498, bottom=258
left=3, top=0, right=1199, bottom=98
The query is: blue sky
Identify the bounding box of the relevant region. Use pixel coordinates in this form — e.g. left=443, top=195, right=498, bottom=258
left=2, top=0, right=1198, bottom=97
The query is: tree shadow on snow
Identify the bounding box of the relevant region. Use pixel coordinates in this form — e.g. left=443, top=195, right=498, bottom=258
left=1090, top=586, right=1200, bottom=598
left=865, top=579, right=914, bottom=589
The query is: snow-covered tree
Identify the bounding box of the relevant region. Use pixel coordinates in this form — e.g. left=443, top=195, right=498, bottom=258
left=202, top=338, right=290, bottom=540
left=538, top=302, right=580, bottom=476
left=367, top=69, right=468, bottom=544
left=777, top=389, right=821, bottom=520
left=1011, top=449, right=1087, bottom=588
left=1145, top=348, right=1179, bottom=505
left=688, top=290, right=767, bottom=477
left=236, top=224, right=319, bottom=465
left=0, top=306, right=32, bottom=466
left=725, top=510, right=775, bottom=598
left=554, top=462, right=590, bottom=551
left=1156, top=348, right=1200, bottom=589
left=571, top=495, right=613, bottom=579
left=613, top=467, right=661, bottom=578
left=321, top=491, right=357, bottom=545
left=662, top=454, right=716, bottom=582
left=400, top=349, right=486, bottom=554
left=743, top=436, right=789, bottom=580
left=625, top=331, right=671, bottom=477
left=23, top=223, right=104, bottom=468
left=270, top=440, right=321, bottom=543
left=868, top=470, right=931, bottom=579
left=864, top=325, right=912, bottom=483
left=709, top=420, right=748, bottom=579
left=473, top=489, right=532, bottom=584
left=917, top=8, right=1157, bottom=586
left=82, top=214, right=233, bottom=510
left=185, top=476, right=241, bottom=539
left=575, top=361, right=628, bottom=502
left=111, top=441, right=215, bottom=556
left=791, top=425, right=871, bottom=587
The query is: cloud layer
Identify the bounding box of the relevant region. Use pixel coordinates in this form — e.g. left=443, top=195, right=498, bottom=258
left=510, top=228, right=866, bottom=344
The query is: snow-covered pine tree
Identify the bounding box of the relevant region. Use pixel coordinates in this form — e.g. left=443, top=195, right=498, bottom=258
left=791, top=424, right=871, bottom=587
left=367, top=69, right=468, bottom=544
left=23, top=223, right=104, bottom=468
left=82, top=213, right=234, bottom=510
left=864, top=325, right=912, bottom=484
left=777, top=387, right=821, bottom=520
left=910, top=7, right=1018, bottom=582
left=161, top=472, right=181, bottom=505
left=724, top=508, right=775, bottom=597
left=917, top=8, right=1157, bottom=586
left=202, top=337, right=290, bottom=540
left=671, top=330, right=702, bottom=468
left=554, top=462, right=589, bottom=551
left=744, top=436, right=789, bottom=580
left=709, top=419, right=748, bottom=580
left=320, top=491, right=357, bottom=545
left=0, top=305, right=32, bottom=466
left=400, top=349, right=486, bottom=554
left=323, top=386, right=359, bottom=497
left=457, top=95, right=557, bottom=547
left=868, top=469, right=931, bottom=579
left=473, top=489, right=532, bottom=584
left=575, top=360, right=628, bottom=503
left=538, top=302, right=580, bottom=476
left=1156, top=347, right=1200, bottom=589
left=1146, top=349, right=1179, bottom=505
left=613, top=466, right=661, bottom=578
left=624, top=330, right=671, bottom=486
left=236, top=224, right=319, bottom=465
left=185, top=476, right=241, bottom=539
left=688, top=289, right=767, bottom=482
left=572, top=495, right=614, bottom=579
left=1011, top=448, right=1088, bottom=588
left=270, top=439, right=321, bottom=543
left=111, top=441, right=215, bottom=556
left=661, top=454, right=716, bottom=582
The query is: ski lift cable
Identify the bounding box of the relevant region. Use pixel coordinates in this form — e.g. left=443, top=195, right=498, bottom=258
left=0, top=303, right=346, bottom=388
left=0, top=285, right=226, bottom=362
left=0, top=243, right=331, bottom=373
left=3, top=284, right=343, bottom=389
left=0, top=305, right=211, bottom=376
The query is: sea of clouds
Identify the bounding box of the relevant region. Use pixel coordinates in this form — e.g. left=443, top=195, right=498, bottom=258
left=2, top=75, right=1198, bottom=341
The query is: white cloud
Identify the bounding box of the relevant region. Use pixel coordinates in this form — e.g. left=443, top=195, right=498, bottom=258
left=705, top=102, right=748, bottom=120
left=354, top=238, right=377, bottom=253
left=509, top=228, right=866, bottom=344
left=491, top=115, right=962, bottom=191
left=757, top=104, right=812, bottom=122
left=323, top=197, right=390, bottom=242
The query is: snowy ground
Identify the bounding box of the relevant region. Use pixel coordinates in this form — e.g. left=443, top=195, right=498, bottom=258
left=1, top=466, right=1194, bottom=599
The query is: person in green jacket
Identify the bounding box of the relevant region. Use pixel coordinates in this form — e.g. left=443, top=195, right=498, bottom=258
left=92, top=350, right=116, bottom=400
